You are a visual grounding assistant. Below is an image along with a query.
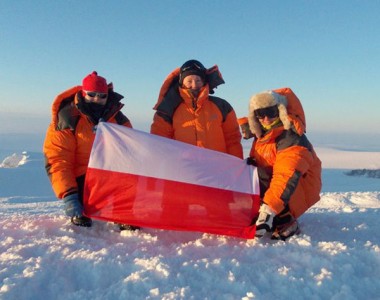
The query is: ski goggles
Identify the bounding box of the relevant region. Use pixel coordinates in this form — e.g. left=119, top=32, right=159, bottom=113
left=181, top=63, right=205, bottom=73
left=84, top=91, right=108, bottom=99
left=180, top=60, right=206, bottom=73
left=254, top=105, right=279, bottom=119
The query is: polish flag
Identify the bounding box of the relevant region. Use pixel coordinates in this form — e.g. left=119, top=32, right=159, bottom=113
left=84, top=123, right=260, bottom=239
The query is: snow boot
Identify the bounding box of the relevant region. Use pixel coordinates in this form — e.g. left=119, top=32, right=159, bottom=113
left=118, top=223, right=141, bottom=231
left=271, top=207, right=300, bottom=240
left=71, top=215, right=92, bottom=227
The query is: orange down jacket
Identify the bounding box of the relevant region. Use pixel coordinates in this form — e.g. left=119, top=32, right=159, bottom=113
left=150, top=68, right=243, bottom=158
left=43, top=86, right=132, bottom=199
left=249, top=126, right=322, bottom=218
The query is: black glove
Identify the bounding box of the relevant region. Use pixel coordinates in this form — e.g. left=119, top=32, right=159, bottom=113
left=246, top=157, right=257, bottom=166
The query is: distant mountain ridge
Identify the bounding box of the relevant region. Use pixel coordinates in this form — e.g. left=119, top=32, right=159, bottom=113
left=345, top=169, right=380, bottom=179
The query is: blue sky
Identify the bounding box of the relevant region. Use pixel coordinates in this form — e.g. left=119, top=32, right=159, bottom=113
left=1, top=1, right=379, bottom=149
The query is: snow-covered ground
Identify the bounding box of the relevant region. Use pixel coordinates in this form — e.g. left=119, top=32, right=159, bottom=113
left=0, top=146, right=379, bottom=300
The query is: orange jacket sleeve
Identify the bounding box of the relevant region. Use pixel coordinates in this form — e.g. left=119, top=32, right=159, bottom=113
left=43, top=125, right=79, bottom=199
left=150, top=112, right=174, bottom=138
left=222, top=109, right=243, bottom=158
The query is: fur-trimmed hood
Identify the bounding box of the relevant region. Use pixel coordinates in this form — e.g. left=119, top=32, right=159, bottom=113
left=248, top=90, right=291, bottom=138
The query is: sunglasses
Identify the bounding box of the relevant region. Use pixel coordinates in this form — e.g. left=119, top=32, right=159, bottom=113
left=84, top=91, right=108, bottom=99
left=255, top=105, right=279, bottom=119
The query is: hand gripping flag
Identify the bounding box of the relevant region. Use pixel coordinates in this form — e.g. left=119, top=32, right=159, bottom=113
left=84, top=123, right=260, bottom=238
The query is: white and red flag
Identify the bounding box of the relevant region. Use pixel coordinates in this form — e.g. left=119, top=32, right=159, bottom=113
left=84, top=123, right=260, bottom=238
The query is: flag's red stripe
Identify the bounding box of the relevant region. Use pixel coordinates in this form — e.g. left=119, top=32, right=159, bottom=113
left=84, top=168, right=260, bottom=239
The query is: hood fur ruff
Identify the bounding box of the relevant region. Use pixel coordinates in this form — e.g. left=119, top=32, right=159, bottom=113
left=248, top=91, right=291, bottom=138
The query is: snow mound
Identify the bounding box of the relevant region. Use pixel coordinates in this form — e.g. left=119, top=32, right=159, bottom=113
left=0, top=152, right=29, bottom=168
left=0, top=191, right=380, bottom=299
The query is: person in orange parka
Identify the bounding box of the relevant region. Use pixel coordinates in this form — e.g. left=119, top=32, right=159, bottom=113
left=246, top=90, right=322, bottom=240
left=150, top=59, right=243, bottom=158
left=150, top=59, right=243, bottom=222
left=43, top=71, right=136, bottom=229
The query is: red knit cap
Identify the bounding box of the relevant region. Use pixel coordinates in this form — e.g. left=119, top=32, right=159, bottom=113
left=82, top=71, right=108, bottom=93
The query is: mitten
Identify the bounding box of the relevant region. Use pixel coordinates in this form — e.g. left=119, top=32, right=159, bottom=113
left=62, top=193, right=83, bottom=217
left=255, top=203, right=275, bottom=238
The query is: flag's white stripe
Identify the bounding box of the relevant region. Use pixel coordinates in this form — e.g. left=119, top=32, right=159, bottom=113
left=89, top=123, right=259, bottom=194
